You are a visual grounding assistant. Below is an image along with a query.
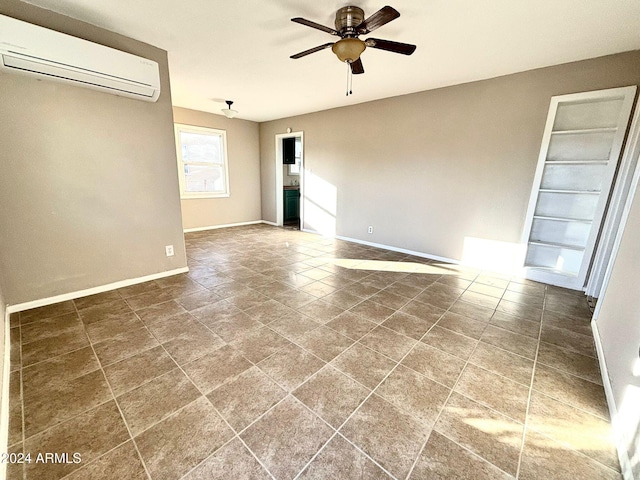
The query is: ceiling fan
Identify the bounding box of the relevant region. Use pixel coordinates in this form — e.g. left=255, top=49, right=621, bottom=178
left=290, top=5, right=416, bottom=76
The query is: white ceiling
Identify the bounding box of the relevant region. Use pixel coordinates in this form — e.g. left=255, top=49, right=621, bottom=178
left=23, top=0, right=640, bottom=122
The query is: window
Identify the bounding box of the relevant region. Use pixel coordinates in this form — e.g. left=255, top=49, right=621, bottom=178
left=174, top=123, right=230, bottom=198
left=288, top=137, right=302, bottom=175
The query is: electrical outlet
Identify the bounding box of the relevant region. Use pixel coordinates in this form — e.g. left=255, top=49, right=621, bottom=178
left=367, top=226, right=373, bottom=234
left=165, top=245, right=174, bottom=257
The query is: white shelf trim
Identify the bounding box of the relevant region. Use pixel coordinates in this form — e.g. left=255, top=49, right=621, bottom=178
left=533, top=215, right=593, bottom=224
left=539, top=188, right=601, bottom=194
left=544, top=160, right=609, bottom=165
left=528, top=240, right=586, bottom=251
left=550, top=127, right=618, bottom=135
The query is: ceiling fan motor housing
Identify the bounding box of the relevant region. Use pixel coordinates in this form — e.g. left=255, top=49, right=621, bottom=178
left=335, top=6, right=364, bottom=36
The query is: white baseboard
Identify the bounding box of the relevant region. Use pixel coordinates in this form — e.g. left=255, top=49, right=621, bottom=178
left=5, top=267, right=189, bottom=314
left=334, top=234, right=460, bottom=264
left=183, top=220, right=263, bottom=233
left=0, top=308, right=10, bottom=480
left=592, top=320, right=634, bottom=480
left=261, top=220, right=278, bottom=227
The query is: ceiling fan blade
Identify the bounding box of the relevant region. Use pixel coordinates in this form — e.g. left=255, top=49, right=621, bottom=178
left=350, top=58, right=364, bottom=75
left=290, top=42, right=335, bottom=59
left=291, top=17, right=339, bottom=36
left=356, top=6, right=400, bottom=34
left=365, top=38, right=416, bottom=55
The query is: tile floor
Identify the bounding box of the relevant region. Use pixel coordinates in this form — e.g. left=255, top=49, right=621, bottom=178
left=7, top=225, right=621, bottom=479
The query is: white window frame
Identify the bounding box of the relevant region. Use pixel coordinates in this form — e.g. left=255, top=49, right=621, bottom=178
left=174, top=123, right=230, bottom=199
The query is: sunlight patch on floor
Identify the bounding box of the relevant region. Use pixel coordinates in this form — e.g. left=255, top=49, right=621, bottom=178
left=326, top=258, right=458, bottom=275
left=462, top=236, right=526, bottom=276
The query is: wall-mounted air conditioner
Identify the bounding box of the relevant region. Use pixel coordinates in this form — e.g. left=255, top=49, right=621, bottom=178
left=0, top=14, right=161, bottom=102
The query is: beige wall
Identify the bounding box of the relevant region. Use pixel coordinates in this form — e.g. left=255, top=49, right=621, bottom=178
left=173, top=107, right=261, bottom=230
left=0, top=1, right=187, bottom=306
left=260, top=51, right=640, bottom=263
left=595, top=175, right=640, bottom=477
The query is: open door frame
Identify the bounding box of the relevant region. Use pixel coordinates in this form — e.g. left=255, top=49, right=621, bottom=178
left=274, top=131, right=304, bottom=227
left=586, top=96, right=640, bottom=298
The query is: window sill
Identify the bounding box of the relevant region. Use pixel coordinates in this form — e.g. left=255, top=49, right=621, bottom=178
left=181, top=193, right=230, bottom=200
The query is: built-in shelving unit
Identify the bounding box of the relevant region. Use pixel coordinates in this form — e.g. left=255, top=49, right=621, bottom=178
left=522, top=87, right=637, bottom=288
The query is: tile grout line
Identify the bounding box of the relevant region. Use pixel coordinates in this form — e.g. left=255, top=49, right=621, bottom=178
left=21, top=305, right=582, bottom=480
left=514, top=286, right=548, bottom=479
left=289, top=394, right=399, bottom=480
left=534, top=355, right=604, bottom=385
left=293, top=276, right=485, bottom=480
left=247, top=310, right=396, bottom=478
left=527, top=363, right=610, bottom=418
left=17, top=310, right=74, bottom=328
left=19, top=398, right=118, bottom=447
left=510, top=285, right=621, bottom=475
left=403, top=274, right=554, bottom=478
left=22, top=295, right=155, bottom=370
left=517, top=422, right=623, bottom=476
left=18, top=321, right=25, bottom=480
left=512, top=297, right=619, bottom=475
left=176, top=398, right=279, bottom=480
left=71, top=302, right=154, bottom=480
left=286, top=286, right=454, bottom=479
left=261, top=279, right=446, bottom=352
left=336, top=430, right=400, bottom=478
left=57, top=437, right=133, bottom=479
left=431, top=429, right=517, bottom=479
left=14, top=228, right=608, bottom=479
left=449, top=365, right=533, bottom=414
left=288, top=390, right=391, bottom=478
left=137, top=309, right=280, bottom=480
left=253, top=351, right=328, bottom=393
left=177, top=428, right=274, bottom=480
left=204, top=275, right=407, bottom=369
left=405, top=273, right=506, bottom=480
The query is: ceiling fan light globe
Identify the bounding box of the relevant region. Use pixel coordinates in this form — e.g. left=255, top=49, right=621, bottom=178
left=332, top=38, right=366, bottom=63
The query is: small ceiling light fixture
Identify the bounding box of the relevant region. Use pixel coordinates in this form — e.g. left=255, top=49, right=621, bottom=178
left=222, top=100, right=238, bottom=119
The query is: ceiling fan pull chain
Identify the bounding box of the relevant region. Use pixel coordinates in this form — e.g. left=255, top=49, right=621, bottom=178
left=345, top=62, right=353, bottom=96
left=345, top=62, right=349, bottom=96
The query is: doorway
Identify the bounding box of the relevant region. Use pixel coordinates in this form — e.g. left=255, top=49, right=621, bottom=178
left=275, top=132, right=304, bottom=228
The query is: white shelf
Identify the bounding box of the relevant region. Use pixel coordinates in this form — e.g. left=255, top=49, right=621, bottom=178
left=524, top=264, right=579, bottom=277
left=545, top=160, right=609, bottom=165
left=532, top=215, right=592, bottom=224
left=539, top=188, right=601, bottom=195
left=528, top=240, right=585, bottom=251
left=551, top=127, right=618, bottom=135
